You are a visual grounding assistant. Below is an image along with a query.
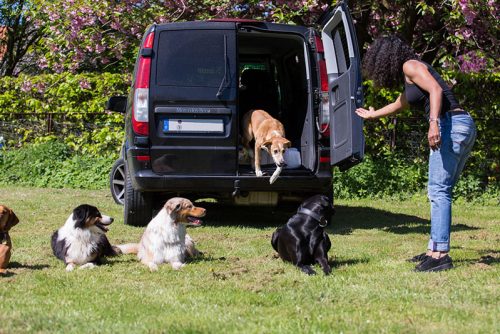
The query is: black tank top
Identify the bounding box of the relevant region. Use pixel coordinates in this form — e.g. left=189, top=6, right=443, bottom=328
left=404, top=61, right=461, bottom=117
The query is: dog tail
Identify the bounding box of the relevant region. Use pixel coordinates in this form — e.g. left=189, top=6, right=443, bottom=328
left=116, top=243, right=139, bottom=254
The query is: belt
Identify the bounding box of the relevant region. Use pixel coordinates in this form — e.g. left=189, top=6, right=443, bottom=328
left=446, top=109, right=469, bottom=116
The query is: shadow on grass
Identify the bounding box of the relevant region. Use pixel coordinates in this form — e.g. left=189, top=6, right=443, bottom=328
left=0, top=262, right=50, bottom=277
left=329, top=257, right=370, bottom=268
left=203, top=204, right=480, bottom=235
left=454, top=249, right=499, bottom=266
left=8, top=262, right=50, bottom=270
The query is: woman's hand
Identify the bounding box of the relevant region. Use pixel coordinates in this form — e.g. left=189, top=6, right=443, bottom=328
left=355, top=106, right=376, bottom=119
left=428, top=121, right=441, bottom=150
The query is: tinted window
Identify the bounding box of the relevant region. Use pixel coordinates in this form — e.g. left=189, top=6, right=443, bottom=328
left=333, top=24, right=350, bottom=74
left=156, top=30, right=228, bottom=87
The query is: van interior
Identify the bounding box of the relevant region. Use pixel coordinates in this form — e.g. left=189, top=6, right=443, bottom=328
left=237, top=30, right=316, bottom=176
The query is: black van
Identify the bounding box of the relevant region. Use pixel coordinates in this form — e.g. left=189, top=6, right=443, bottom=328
left=107, top=2, right=364, bottom=226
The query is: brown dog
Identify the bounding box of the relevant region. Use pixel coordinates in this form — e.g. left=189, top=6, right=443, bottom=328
left=0, top=205, right=19, bottom=273
left=242, top=109, right=291, bottom=177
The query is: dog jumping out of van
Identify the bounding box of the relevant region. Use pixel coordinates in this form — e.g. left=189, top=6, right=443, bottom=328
left=242, top=109, right=291, bottom=183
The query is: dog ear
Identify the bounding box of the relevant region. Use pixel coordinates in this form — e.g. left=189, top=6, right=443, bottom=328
left=283, top=139, right=292, bottom=148
left=6, top=208, right=19, bottom=230
left=72, top=205, right=89, bottom=229
left=261, top=141, right=272, bottom=153
left=165, top=200, right=183, bottom=215
left=2, top=208, right=19, bottom=231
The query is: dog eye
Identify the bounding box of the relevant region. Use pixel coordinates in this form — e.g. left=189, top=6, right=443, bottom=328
left=274, top=150, right=278, bottom=154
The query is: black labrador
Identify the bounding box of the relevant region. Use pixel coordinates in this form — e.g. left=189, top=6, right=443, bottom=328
left=271, top=194, right=334, bottom=275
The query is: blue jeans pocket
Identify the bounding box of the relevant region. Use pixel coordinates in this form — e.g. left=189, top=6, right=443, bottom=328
left=451, top=129, right=471, bottom=155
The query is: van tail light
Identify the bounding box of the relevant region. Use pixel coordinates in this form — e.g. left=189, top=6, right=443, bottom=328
left=316, top=35, right=330, bottom=138
left=132, top=32, right=154, bottom=136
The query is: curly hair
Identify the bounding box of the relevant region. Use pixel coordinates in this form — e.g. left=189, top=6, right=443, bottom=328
left=362, top=35, right=419, bottom=89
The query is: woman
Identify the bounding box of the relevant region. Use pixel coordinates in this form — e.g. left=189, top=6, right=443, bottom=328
left=355, top=35, right=476, bottom=272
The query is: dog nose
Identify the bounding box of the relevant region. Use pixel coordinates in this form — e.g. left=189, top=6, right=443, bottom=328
left=110, top=217, right=114, bottom=223
left=278, top=162, right=287, bottom=167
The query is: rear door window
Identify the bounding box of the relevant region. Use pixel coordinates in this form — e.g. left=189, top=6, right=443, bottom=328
left=156, top=30, right=234, bottom=88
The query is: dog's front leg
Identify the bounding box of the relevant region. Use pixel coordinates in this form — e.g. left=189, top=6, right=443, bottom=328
left=65, top=262, right=76, bottom=272
left=143, top=261, right=158, bottom=272
left=171, top=261, right=185, bottom=270
left=297, top=264, right=316, bottom=275
left=254, top=140, right=263, bottom=177
left=79, top=262, right=96, bottom=270
left=316, top=257, right=331, bottom=275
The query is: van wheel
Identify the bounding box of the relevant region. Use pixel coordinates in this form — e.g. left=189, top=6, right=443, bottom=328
left=124, top=166, right=152, bottom=226
left=109, top=158, right=125, bottom=205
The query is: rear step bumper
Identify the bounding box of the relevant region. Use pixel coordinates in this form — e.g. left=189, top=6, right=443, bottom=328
left=130, top=169, right=332, bottom=193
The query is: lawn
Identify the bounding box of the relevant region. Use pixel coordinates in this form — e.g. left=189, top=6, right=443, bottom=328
left=0, top=186, right=498, bottom=334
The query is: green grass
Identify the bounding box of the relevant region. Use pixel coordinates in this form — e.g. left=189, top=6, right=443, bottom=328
left=0, top=186, right=498, bottom=334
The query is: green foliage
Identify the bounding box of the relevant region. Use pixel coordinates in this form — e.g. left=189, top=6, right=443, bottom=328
left=0, top=72, right=128, bottom=155
left=333, top=154, right=427, bottom=200
left=358, top=71, right=500, bottom=196
left=0, top=141, right=116, bottom=189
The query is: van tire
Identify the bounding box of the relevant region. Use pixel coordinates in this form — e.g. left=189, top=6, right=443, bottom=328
left=124, top=165, right=152, bottom=226
left=109, top=158, right=125, bottom=205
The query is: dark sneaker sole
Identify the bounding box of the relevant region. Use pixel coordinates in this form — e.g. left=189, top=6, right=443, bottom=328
left=415, top=262, right=454, bottom=272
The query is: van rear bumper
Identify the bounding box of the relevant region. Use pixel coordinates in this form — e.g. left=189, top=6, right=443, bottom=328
left=130, top=169, right=332, bottom=193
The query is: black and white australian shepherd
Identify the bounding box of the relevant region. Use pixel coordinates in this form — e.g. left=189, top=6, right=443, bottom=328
left=51, top=204, right=121, bottom=271
left=118, top=197, right=205, bottom=272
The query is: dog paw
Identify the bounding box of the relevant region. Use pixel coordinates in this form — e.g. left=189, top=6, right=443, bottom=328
left=299, top=265, right=316, bottom=275
left=79, top=263, right=96, bottom=270
left=171, top=262, right=185, bottom=270
left=147, top=263, right=159, bottom=272
left=65, top=263, right=75, bottom=272
left=256, top=170, right=264, bottom=177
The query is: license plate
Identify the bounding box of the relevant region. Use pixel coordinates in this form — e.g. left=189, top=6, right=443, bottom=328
left=163, top=119, right=224, bottom=133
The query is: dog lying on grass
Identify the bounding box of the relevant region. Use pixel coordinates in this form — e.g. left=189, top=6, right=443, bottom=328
left=271, top=194, right=334, bottom=275
left=51, top=204, right=121, bottom=271
left=118, top=197, right=205, bottom=271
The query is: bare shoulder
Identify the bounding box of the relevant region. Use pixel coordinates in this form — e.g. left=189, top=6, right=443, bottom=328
left=403, top=60, right=427, bottom=76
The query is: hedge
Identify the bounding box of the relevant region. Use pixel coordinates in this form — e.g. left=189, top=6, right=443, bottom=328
left=0, top=71, right=498, bottom=195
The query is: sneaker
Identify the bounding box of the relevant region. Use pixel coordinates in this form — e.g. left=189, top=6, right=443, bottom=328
left=407, top=252, right=430, bottom=263
left=414, top=255, right=453, bottom=272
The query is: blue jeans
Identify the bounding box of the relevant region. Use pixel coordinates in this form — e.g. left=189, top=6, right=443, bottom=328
left=427, top=112, right=476, bottom=252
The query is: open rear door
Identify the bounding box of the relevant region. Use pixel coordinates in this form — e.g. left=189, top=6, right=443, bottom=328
left=321, top=2, right=364, bottom=170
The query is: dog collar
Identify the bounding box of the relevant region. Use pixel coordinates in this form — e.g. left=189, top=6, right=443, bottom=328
left=0, top=232, right=7, bottom=245
left=297, top=207, right=328, bottom=227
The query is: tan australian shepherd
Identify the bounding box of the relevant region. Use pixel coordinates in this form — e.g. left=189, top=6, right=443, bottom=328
left=242, top=109, right=291, bottom=177
left=118, top=197, right=206, bottom=271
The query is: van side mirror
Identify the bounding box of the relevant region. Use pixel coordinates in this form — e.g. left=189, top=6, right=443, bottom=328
left=106, top=96, right=127, bottom=113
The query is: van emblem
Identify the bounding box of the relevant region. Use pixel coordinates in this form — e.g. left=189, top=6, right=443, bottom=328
left=175, top=107, right=211, bottom=113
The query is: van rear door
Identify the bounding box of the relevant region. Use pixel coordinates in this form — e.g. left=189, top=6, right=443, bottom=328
left=149, top=22, right=238, bottom=176
left=320, top=2, right=364, bottom=170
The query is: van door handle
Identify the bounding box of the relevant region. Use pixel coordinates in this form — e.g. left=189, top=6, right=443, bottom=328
left=330, top=85, right=339, bottom=107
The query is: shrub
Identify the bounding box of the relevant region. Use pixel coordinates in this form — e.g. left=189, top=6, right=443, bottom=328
left=0, top=72, right=128, bottom=156
left=0, top=141, right=116, bottom=189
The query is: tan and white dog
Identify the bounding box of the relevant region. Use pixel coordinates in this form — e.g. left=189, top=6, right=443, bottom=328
left=242, top=109, right=291, bottom=178
left=118, top=197, right=205, bottom=271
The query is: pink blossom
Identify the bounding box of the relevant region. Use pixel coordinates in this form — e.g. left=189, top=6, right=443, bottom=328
left=37, top=57, right=48, bottom=69
left=21, top=81, right=33, bottom=93
left=79, top=79, right=91, bottom=90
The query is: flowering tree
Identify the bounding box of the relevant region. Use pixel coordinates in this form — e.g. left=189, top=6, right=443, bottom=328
left=349, top=0, right=499, bottom=73
left=32, top=0, right=328, bottom=73
left=3, top=0, right=497, bottom=75
left=0, top=0, right=42, bottom=76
